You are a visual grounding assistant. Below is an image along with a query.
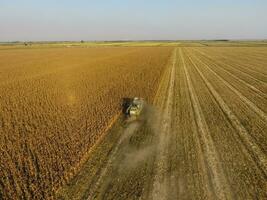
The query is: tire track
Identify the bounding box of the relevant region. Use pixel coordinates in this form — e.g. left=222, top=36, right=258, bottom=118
left=151, top=49, right=176, bottom=200
left=191, top=49, right=267, bottom=98
left=188, top=49, right=267, bottom=123
left=180, top=48, right=233, bottom=200
left=186, top=51, right=267, bottom=177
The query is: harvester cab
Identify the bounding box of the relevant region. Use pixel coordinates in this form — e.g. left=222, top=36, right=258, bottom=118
left=122, top=97, right=144, bottom=118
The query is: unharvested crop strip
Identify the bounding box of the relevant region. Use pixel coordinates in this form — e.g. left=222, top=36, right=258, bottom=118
left=188, top=50, right=267, bottom=123
left=153, top=51, right=175, bottom=108
left=186, top=53, right=267, bottom=177
left=180, top=49, right=232, bottom=199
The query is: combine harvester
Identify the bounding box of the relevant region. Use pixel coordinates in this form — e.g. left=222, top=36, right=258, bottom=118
left=122, top=97, right=144, bottom=122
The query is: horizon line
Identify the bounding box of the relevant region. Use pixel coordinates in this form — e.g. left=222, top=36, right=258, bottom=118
left=1, top=39, right=267, bottom=43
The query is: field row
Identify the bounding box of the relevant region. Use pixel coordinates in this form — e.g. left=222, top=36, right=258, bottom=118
left=175, top=47, right=266, bottom=199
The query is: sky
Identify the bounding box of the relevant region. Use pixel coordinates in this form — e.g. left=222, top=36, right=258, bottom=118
left=0, top=0, right=267, bottom=41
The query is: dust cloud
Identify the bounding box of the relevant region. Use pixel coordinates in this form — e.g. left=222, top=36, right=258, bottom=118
left=97, top=101, right=164, bottom=199
left=119, top=145, right=156, bottom=171
left=115, top=101, right=161, bottom=172
left=118, top=102, right=160, bottom=171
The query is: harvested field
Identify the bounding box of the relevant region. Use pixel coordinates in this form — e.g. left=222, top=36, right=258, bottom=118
left=57, top=46, right=266, bottom=200
left=0, top=47, right=173, bottom=199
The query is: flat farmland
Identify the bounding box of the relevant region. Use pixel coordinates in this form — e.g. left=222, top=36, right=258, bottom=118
left=58, top=46, right=267, bottom=200
left=0, top=45, right=266, bottom=200
left=0, top=46, right=173, bottom=199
